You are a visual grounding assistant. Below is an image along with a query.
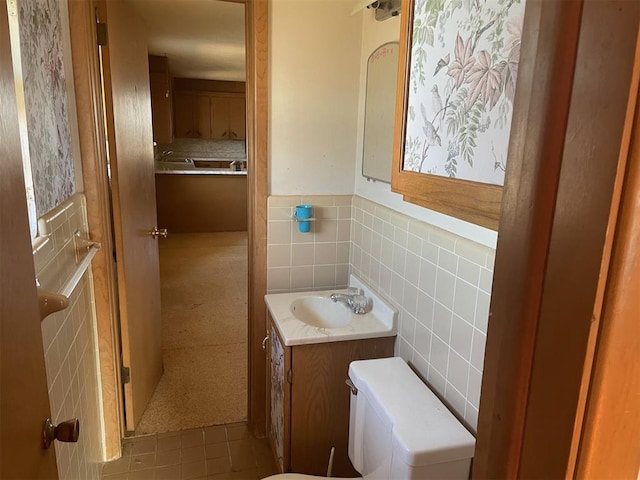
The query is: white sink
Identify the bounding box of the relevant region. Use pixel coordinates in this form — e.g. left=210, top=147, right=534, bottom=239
left=265, top=274, right=397, bottom=346
left=290, top=296, right=352, bottom=328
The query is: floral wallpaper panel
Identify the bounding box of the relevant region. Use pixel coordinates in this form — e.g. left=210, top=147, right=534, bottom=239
left=403, top=0, right=525, bottom=186
left=19, top=0, right=76, bottom=217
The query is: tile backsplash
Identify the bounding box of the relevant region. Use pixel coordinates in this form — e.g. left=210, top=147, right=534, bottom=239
left=33, top=194, right=104, bottom=479
left=350, top=196, right=493, bottom=432
left=266, top=194, right=494, bottom=432
left=267, top=195, right=352, bottom=293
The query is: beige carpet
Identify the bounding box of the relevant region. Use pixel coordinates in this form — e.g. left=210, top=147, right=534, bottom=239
left=136, top=232, right=248, bottom=435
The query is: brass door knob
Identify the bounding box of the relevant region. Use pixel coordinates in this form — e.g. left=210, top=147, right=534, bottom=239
left=150, top=227, right=168, bottom=238
left=42, top=418, right=80, bottom=449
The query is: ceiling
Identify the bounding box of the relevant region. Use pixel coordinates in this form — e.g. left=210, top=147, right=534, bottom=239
left=127, top=0, right=246, bottom=82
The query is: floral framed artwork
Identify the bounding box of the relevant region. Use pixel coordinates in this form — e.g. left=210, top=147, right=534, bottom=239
left=392, top=0, right=525, bottom=230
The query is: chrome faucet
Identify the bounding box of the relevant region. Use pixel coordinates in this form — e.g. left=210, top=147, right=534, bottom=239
left=330, top=287, right=368, bottom=315
left=155, top=149, right=174, bottom=162
left=230, top=159, right=245, bottom=171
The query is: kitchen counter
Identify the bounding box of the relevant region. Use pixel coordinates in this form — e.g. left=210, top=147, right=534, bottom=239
left=155, top=138, right=247, bottom=175
left=155, top=160, right=247, bottom=175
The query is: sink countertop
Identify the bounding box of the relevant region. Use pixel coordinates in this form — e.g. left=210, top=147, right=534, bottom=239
left=265, top=275, right=397, bottom=346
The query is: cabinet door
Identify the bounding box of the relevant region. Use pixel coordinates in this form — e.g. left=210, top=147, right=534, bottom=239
left=210, top=96, right=229, bottom=139
left=290, top=338, right=394, bottom=476
left=269, top=323, right=291, bottom=473
left=174, top=92, right=193, bottom=138
left=149, top=74, right=172, bottom=143
left=228, top=97, right=246, bottom=140
left=193, top=94, right=211, bottom=138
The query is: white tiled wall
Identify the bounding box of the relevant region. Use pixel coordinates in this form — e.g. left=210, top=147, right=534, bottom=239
left=33, top=194, right=104, bottom=479
left=350, top=196, right=494, bottom=432
left=265, top=194, right=494, bottom=432
left=267, top=195, right=353, bottom=293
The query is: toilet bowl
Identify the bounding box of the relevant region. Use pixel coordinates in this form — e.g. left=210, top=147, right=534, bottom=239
left=266, top=357, right=475, bottom=480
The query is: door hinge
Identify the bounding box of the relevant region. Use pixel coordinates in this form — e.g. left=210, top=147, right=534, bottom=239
left=286, top=368, right=293, bottom=384
left=96, top=22, right=108, bottom=46
left=121, top=365, right=131, bottom=384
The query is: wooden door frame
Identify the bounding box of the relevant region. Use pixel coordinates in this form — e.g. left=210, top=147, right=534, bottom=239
left=68, top=0, right=124, bottom=459
left=68, top=0, right=269, bottom=457
left=574, top=32, right=640, bottom=475
left=474, top=1, right=640, bottom=477
left=245, top=0, right=269, bottom=438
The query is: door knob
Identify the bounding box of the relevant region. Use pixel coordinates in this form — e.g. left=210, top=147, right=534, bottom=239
left=42, top=418, right=80, bottom=449
left=150, top=227, right=168, bottom=238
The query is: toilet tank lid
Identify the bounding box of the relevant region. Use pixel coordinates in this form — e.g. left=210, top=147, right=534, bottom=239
left=348, top=357, right=475, bottom=467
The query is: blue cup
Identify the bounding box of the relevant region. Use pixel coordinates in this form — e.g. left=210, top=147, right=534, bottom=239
left=295, top=204, right=313, bottom=233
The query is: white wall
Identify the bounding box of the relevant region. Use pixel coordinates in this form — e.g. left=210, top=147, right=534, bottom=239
left=353, top=9, right=498, bottom=249
left=269, top=1, right=498, bottom=247
left=269, top=0, right=363, bottom=196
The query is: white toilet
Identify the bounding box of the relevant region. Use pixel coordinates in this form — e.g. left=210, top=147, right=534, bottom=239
left=266, top=357, right=475, bottom=480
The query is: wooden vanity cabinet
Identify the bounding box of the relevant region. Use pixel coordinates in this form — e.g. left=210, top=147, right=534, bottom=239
left=266, top=313, right=395, bottom=477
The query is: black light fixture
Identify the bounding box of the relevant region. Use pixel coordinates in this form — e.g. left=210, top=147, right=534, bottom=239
left=351, top=0, right=401, bottom=21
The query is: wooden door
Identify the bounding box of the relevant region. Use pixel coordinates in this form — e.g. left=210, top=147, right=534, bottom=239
left=229, top=97, right=246, bottom=140
left=193, top=94, right=211, bottom=138
left=173, top=92, right=193, bottom=138
left=211, top=96, right=230, bottom=139
left=98, top=0, right=163, bottom=432
left=0, top=1, right=58, bottom=476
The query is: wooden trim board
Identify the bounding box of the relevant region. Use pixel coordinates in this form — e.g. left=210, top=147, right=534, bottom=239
left=246, top=0, right=269, bottom=437
left=68, top=0, right=124, bottom=459
left=475, top=1, right=640, bottom=477
left=573, top=27, right=640, bottom=479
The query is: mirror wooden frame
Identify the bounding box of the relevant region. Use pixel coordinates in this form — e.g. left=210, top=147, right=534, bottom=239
left=391, top=0, right=502, bottom=231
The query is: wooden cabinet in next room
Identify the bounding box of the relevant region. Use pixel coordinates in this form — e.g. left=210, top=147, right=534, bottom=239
left=174, top=93, right=211, bottom=139
left=148, top=55, right=173, bottom=143
left=211, top=95, right=246, bottom=140
left=174, top=92, right=245, bottom=140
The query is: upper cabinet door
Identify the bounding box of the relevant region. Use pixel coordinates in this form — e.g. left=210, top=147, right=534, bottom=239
left=148, top=55, right=172, bottom=144
left=150, top=75, right=173, bottom=143
left=229, top=97, right=246, bottom=140
left=193, top=94, right=211, bottom=138
left=211, top=96, right=230, bottom=139
left=174, top=92, right=193, bottom=138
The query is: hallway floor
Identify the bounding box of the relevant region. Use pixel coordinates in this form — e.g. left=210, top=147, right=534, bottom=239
left=101, top=422, right=278, bottom=479
left=136, top=232, right=248, bottom=435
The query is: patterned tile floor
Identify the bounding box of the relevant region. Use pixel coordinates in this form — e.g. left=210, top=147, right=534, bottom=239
left=101, top=422, right=279, bottom=480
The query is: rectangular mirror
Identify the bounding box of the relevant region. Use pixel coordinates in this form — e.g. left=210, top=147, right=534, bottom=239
left=362, top=42, right=399, bottom=183
left=392, top=0, right=525, bottom=230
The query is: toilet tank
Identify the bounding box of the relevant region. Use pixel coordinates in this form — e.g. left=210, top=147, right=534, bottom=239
left=348, top=357, right=475, bottom=479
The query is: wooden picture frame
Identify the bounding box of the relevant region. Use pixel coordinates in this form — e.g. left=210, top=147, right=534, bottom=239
left=391, top=0, right=511, bottom=231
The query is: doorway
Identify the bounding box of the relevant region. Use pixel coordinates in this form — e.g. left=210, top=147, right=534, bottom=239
left=126, top=0, right=250, bottom=435
left=69, top=0, right=269, bottom=457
